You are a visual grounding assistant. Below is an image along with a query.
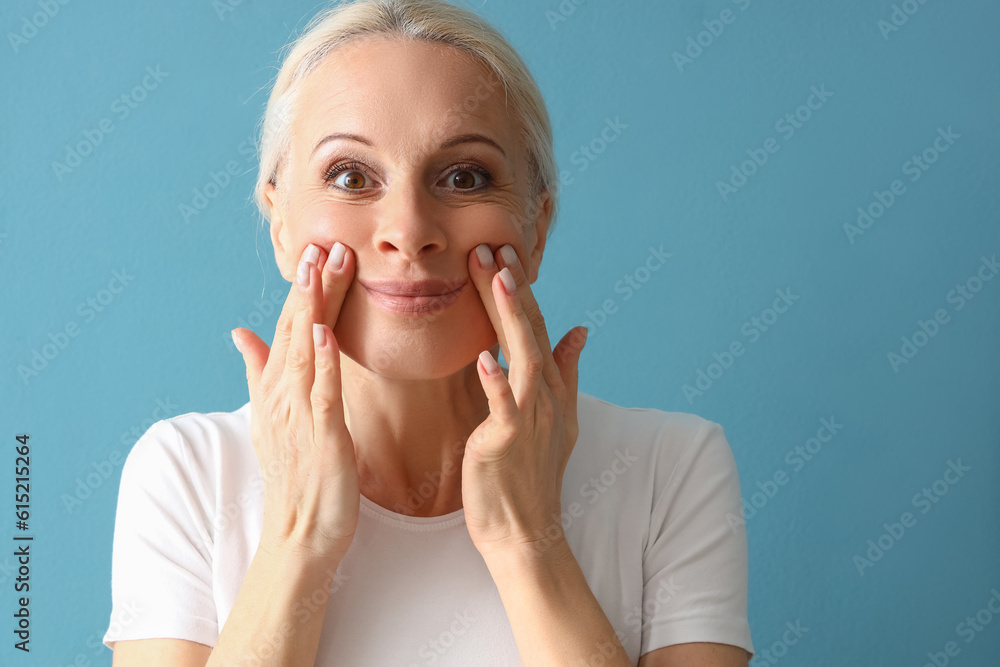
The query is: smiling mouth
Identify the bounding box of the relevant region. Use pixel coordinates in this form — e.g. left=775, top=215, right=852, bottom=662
left=359, top=279, right=467, bottom=316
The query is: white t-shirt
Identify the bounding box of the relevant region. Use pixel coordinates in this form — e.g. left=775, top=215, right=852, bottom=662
left=102, top=391, right=754, bottom=664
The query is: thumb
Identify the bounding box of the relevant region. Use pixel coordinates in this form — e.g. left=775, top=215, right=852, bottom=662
left=553, top=325, right=588, bottom=395
left=231, top=328, right=269, bottom=395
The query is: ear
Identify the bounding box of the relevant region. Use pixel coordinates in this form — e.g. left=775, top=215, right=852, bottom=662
left=525, top=188, right=552, bottom=284
left=265, top=181, right=294, bottom=282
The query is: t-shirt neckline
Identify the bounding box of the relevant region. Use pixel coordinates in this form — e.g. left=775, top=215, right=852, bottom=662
left=358, top=492, right=467, bottom=531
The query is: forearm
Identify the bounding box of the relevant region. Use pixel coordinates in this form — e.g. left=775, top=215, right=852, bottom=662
left=206, top=546, right=342, bottom=667
left=484, top=540, right=632, bottom=666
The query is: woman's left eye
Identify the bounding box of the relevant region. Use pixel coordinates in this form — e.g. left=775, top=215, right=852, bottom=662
left=444, top=165, right=492, bottom=190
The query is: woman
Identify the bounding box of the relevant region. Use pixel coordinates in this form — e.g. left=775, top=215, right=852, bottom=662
left=103, top=1, right=754, bottom=664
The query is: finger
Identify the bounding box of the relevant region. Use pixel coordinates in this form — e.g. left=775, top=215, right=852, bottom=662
left=491, top=266, right=545, bottom=406
left=311, top=322, right=348, bottom=448
left=469, top=243, right=508, bottom=363
left=286, top=251, right=326, bottom=407
left=476, top=349, right=519, bottom=421
left=259, top=243, right=323, bottom=393
left=231, top=237, right=326, bottom=395
left=318, top=241, right=355, bottom=332
left=494, top=244, right=562, bottom=392
left=552, top=326, right=587, bottom=445
left=470, top=349, right=519, bottom=459
left=231, top=327, right=267, bottom=398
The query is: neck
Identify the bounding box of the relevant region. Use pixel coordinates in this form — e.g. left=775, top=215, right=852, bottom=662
left=339, top=347, right=500, bottom=517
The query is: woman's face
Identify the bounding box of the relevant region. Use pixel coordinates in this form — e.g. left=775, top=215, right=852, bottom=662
left=265, top=36, right=551, bottom=380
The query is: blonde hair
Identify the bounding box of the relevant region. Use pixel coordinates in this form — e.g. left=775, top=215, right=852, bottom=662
left=250, top=0, right=559, bottom=236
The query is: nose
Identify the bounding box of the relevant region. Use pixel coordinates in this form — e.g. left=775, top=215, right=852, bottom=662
left=373, top=179, right=447, bottom=261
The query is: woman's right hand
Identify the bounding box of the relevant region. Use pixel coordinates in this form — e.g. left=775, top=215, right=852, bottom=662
left=231, top=241, right=359, bottom=563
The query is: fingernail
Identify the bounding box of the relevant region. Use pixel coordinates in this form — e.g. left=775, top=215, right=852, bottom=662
left=302, top=243, right=320, bottom=266
left=499, top=267, right=516, bottom=295
left=475, top=244, right=495, bottom=269
left=479, top=350, right=500, bottom=375
left=500, top=244, right=519, bottom=266
left=313, top=323, right=325, bottom=348
left=231, top=329, right=243, bottom=353
left=326, top=242, right=346, bottom=273
left=297, top=259, right=311, bottom=289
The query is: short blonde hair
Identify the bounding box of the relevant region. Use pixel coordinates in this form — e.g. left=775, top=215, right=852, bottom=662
left=250, top=0, right=559, bottom=236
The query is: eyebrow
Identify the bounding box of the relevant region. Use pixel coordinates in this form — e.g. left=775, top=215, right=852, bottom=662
left=309, top=132, right=507, bottom=160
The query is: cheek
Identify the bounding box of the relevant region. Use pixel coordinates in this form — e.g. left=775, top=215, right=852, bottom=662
left=293, top=204, right=371, bottom=256
left=453, top=213, right=531, bottom=260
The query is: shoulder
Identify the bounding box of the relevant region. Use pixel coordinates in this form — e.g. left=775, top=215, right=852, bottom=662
left=568, top=391, right=740, bottom=529
left=127, top=401, right=250, bottom=454
left=575, top=390, right=732, bottom=472
left=121, top=402, right=253, bottom=495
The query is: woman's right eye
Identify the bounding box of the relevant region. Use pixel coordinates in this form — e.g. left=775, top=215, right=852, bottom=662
left=334, top=170, right=366, bottom=189
left=324, top=161, right=372, bottom=191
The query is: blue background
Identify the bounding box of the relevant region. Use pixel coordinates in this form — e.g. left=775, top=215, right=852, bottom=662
left=2, top=0, right=998, bottom=665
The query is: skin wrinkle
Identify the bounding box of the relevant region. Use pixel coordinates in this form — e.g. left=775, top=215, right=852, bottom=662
left=264, top=35, right=552, bottom=517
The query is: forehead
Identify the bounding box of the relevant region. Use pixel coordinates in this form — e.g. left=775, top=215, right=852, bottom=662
left=292, top=36, right=519, bottom=163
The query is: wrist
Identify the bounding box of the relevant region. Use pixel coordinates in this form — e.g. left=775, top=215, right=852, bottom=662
left=481, top=534, right=576, bottom=577
left=257, top=534, right=348, bottom=571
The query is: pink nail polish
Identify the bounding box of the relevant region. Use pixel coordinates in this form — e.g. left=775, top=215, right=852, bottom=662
left=498, top=267, right=516, bottom=294
left=479, top=350, right=500, bottom=375
left=326, top=242, right=346, bottom=273
left=500, top=244, right=518, bottom=266
left=475, top=244, right=495, bottom=269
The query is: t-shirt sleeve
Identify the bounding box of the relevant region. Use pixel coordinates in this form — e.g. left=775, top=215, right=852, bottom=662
left=102, top=418, right=218, bottom=650
left=639, top=418, right=754, bottom=661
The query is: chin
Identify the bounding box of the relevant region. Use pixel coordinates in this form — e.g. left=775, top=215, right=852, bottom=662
left=338, top=332, right=496, bottom=380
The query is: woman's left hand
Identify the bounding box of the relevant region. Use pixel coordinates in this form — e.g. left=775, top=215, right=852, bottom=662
left=462, top=242, right=589, bottom=563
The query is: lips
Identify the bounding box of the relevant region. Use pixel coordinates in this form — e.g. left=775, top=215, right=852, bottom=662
left=359, top=278, right=467, bottom=316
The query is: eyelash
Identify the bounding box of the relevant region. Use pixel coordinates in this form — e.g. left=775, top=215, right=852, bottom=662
left=323, top=160, right=494, bottom=193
